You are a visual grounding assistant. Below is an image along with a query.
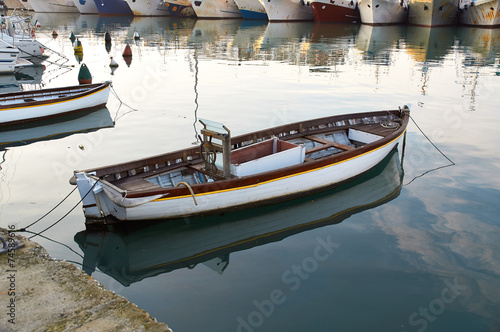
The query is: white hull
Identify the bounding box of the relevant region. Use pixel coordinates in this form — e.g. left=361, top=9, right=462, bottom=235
left=408, top=0, right=459, bottom=26
left=358, top=0, right=409, bottom=24
left=0, top=36, right=45, bottom=59
left=28, top=0, right=80, bottom=12
left=72, top=0, right=99, bottom=13
left=262, top=0, right=314, bottom=21
left=124, top=0, right=172, bottom=15
left=76, top=130, right=405, bottom=221
left=0, top=45, right=20, bottom=74
left=77, top=150, right=403, bottom=282
left=0, top=83, right=110, bottom=125
left=234, top=0, right=267, bottom=18
left=459, top=0, right=500, bottom=26
left=190, top=0, right=242, bottom=18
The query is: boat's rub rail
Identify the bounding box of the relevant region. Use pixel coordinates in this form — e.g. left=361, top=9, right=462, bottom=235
left=80, top=110, right=407, bottom=188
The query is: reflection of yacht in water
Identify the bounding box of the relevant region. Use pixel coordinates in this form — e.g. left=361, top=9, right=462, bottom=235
left=227, top=20, right=268, bottom=61
left=407, top=0, right=459, bottom=26
left=75, top=149, right=404, bottom=285
left=405, top=26, right=455, bottom=93
left=356, top=24, right=405, bottom=63
left=405, top=26, right=455, bottom=63
left=457, top=27, right=500, bottom=62
left=0, top=107, right=113, bottom=149
left=188, top=19, right=242, bottom=58
left=458, top=0, right=500, bottom=27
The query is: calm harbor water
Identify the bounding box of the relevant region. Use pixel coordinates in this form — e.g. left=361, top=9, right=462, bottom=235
left=1, top=12, right=500, bottom=331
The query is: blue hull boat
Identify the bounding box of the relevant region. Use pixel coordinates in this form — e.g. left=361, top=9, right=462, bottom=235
left=94, top=0, right=134, bottom=15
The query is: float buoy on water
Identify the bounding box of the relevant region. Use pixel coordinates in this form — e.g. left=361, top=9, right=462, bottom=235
left=70, top=31, right=75, bottom=41
left=122, top=43, right=132, bottom=67
left=78, top=63, right=92, bottom=85
left=52, top=30, right=58, bottom=38
left=133, top=31, right=140, bottom=40
left=105, top=31, right=111, bottom=43
left=122, top=43, right=132, bottom=57
left=109, top=56, right=119, bottom=68
left=74, top=39, right=83, bottom=54
left=109, top=57, right=118, bottom=75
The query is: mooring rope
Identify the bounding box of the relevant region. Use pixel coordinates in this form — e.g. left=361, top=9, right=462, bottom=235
left=109, top=85, right=139, bottom=123
left=404, top=115, right=456, bottom=186
left=10, top=180, right=99, bottom=238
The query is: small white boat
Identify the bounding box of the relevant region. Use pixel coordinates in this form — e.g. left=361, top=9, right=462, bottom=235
left=0, top=82, right=111, bottom=126
left=0, top=39, right=20, bottom=74
left=71, top=0, right=100, bottom=13
left=262, top=0, right=315, bottom=21
left=28, top=0, right=80, bottom=12
left=458, top=0, right=500, bottom=26
left=358, top=0, right=409, bottom=24
left=124, top=0, right=171, bottom=15
left=0, top=16, right=47, bottom=59
left=72, top=107, right=410, bottom=224
left=189, top=0, right=242, bottom=18
left=408, top=0, right=459, bottom=26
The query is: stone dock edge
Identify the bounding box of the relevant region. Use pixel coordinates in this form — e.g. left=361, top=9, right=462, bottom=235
left=0, top=227, right=172, bottom=332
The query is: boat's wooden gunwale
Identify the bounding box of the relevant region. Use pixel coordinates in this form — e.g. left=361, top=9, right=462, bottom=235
left=87, top=110, right=401, bottom=183
left=0, top=83, right=110, bottom=110
left=93, top=110, right=408, bottom=200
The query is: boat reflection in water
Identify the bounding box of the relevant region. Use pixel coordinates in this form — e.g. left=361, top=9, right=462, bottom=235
left=75, top=149, right=404, bottom=286
left=0, top=107, right=113, bottom=149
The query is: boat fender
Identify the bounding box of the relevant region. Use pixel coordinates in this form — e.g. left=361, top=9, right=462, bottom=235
left=31, top=27, right=35, bottom=38
left=102, top=187, right=163, bottom=208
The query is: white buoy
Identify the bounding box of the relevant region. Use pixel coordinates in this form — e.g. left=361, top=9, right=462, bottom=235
left=109, top=56, right=118, bottom=68
left=133, top=31, right=140, bottom=40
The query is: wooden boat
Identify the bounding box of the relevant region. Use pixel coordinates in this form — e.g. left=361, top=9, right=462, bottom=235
left=75, top=149, right=404, bottom=283
left=0, top=82, right=111, bottom=126
left=73, top=107, right=410, bottom=225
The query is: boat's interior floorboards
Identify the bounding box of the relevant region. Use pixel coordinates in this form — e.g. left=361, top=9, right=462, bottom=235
left=106, top=121, right=400, bottom=192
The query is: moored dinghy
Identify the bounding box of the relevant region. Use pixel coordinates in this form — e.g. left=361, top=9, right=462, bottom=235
left=0, top=82, right=111, bottom=126
left=72, top=107, right=410, bottom=225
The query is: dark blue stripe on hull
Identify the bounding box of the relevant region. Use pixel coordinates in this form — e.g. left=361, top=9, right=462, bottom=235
left=240, top=9, right=268, bottom=20
left=94, top=0, right=133, bottom=15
